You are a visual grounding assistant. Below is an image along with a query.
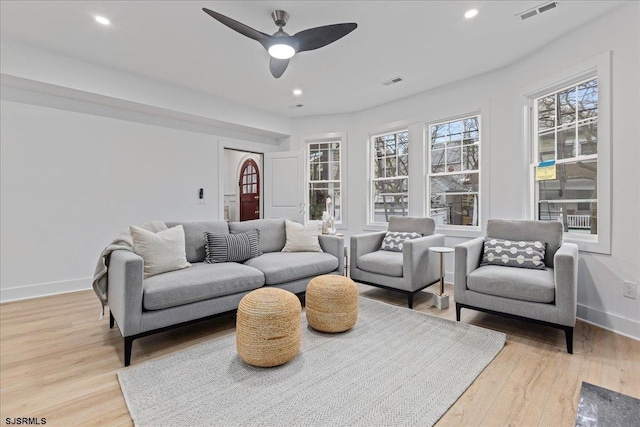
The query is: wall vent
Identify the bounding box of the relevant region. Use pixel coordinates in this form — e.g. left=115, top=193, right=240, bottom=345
left=382, top=76, right=404, bottom=86
left=517, top=1, right=558, bottom=21
left=288, top=104, right=304, bottom=109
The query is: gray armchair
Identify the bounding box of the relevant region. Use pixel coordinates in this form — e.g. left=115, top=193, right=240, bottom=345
left=454, top=219, right=578, bottom=353
left=350, top=216, right=445, bottom=308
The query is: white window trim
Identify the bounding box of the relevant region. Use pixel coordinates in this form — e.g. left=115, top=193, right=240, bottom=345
left=521, top=51, right=611, bottom=254
left=368, top=128, right=410, bottom=226
left=426, top=113, right=482, bottom=233
left=304, top=132, right=347, bottom=228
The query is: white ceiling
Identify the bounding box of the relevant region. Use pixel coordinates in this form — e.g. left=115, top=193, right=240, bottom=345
left=0, top=1, right=627, bottom=118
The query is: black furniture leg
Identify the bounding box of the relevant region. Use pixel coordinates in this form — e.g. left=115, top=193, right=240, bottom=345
left=565, top=326, right=574, bottom=354
left=124, top=337, right=134, bottom=367
left=456, top=303, right=461, bottom=321
left=109, top=311, right=115, bottom=329
left=407, top=293, right=414, bottom=309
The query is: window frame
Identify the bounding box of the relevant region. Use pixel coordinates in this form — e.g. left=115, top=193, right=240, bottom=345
left=522, top=51, right=611, bottom=254
left=369, top=129, right=410, bottom=225
left=304, top=132, right=347, bottom=227
left=426, top=113, right=482, bottom=231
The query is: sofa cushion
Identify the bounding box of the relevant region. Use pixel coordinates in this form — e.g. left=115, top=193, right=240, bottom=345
left=229, top=218, right=286, bottom=253
left=244, top=252, right=338, bottom=285
left=282, top=220, right=322, bottom=252
left=466, top=265, right=555, bottom=303
left=131, top=225, right=191, bottom=278
left=356, top=250, right=403, bottom=277
left=204, top=230, right=262, bottom=263
left=143, top=262, right=264, bottom=310
left=166, top=221, right=229, bottom=263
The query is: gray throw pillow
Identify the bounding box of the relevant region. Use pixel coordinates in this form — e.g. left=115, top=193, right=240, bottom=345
left=204, top=229, right=262, bottom=263
left=380, top=231, right=422, bottom=252
left=480, top=237, right=546, bottom=270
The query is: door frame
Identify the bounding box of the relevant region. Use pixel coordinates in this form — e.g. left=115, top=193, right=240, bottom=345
left=220, top=147, right=265, bottom=222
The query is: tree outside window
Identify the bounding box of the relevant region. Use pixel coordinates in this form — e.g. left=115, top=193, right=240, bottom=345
left=371, top=130, right=409, bottom=223
left=427, top=116, right=480, bottom=227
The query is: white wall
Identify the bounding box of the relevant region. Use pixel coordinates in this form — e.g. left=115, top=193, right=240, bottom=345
left=0, top=99, right=277, bottom=301
left=288, top=3, right=640, bottom=339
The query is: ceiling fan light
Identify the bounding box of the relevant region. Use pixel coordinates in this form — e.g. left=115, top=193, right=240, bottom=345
left=268, top=44, right=295, bottom=59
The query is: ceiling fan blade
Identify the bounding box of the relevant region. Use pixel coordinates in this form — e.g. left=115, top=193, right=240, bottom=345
left=202, top=8, right=271, bottom=49
left=293, top=23, right=357, bottom=53
left=269, top=57, right=289, bottom=78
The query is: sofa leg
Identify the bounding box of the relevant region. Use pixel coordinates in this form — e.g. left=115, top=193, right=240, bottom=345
left=407, top=294, right=414, bottom=309
left=455, top=303, right=461, bottom=321
left=564, top=327, right=574, bottom=354
left=109, top=311, right=115, bottom=329
left=124, top=337, right=134, bottom=367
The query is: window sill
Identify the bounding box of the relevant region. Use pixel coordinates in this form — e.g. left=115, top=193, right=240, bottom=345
left=563, top=233, right=610, bottom=255
left=435, top=225, right=483, bottom=239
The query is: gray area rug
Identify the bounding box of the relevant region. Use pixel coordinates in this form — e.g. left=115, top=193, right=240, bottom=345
left=575, top=382, right=640, bottom=427
left=118, top=297, right=505, bottom=426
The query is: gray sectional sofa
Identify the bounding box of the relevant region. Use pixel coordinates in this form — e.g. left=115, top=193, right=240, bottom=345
left=107, top=218, right=344, bottom=366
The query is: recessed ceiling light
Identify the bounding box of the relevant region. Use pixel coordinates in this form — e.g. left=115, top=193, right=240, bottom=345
left=293, top=89, right=302, bottom=96
left=464, top=9, right=478, bottom=19
left=94, top=16, right=111, bottom=26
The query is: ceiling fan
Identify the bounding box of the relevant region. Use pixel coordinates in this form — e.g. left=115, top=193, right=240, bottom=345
left=202, top=8, right=357, bottom=78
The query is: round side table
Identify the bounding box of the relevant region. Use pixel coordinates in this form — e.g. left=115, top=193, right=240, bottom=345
left=429, top=246, right=454, bottom=310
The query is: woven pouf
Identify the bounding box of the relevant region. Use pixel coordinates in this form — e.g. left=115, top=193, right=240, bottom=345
left=236, top=288, right=301, bottom=367
left=306, top=275, right=359, bottom=333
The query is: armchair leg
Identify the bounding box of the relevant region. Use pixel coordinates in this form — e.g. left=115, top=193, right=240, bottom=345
left=564, top=327, right=574, bottom=354
left=124, top=337, right=134, bottom=367
left=455, top=303, right=461, bottom=321
left=109, top=311, right=115, bottom=329
left=407, top=294, right=414, bottom=309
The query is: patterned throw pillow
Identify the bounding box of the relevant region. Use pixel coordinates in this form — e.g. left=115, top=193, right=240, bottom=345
left=204, top=229, right=262, bottom=263
left=480, top=238, right=546, bottom=270
left=380, top=231, right=422, bottom=252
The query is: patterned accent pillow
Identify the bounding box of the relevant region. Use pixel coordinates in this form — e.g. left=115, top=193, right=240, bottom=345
left=204, top=229, right=262, bottom=263
left=380, top=231, right=422, bottom=252
left=480, top=237, right=546, bottom=270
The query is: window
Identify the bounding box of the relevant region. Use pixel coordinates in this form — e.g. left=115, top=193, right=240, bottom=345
left=370, top=130, right=409, bottom=223
left=308, top=141, right=341, bottom=222
left=427, top=115, right=480, bottom=227
left=532, top=78, right=598, bottom=236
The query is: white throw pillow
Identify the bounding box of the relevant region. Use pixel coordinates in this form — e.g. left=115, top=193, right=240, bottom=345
left=130, top=224, right=191, bottom=278
left=281, top=220, right=323, bottom=253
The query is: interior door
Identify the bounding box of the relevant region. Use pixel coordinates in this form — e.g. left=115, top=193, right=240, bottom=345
left=239, top=159, right=260, bottom=221
left=264, top=151, right=304, bottom=222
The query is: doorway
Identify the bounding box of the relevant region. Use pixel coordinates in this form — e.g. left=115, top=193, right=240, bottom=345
left=239, top=159, right=260, bottom=221
left=223, top=149, right=263, bottom=222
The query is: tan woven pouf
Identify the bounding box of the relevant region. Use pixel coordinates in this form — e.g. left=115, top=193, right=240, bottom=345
left=306, top=275, right=359, bottom=333
left=236, top=288, right=301, bottom=367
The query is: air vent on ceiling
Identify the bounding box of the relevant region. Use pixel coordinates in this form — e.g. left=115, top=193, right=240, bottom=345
left=288, top=104, right=304, bottom=109
left=517, top=1, right=558, bottom=21
left=382, top=76, right=404, bottom=86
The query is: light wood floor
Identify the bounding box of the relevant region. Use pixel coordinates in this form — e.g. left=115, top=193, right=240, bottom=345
left=1, top=284, right=639, bottom=426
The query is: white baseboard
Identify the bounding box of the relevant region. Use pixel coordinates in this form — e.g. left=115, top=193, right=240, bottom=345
left=0, top=278, right=92, bottom=303
left=577, top=304, right=640, bottom=341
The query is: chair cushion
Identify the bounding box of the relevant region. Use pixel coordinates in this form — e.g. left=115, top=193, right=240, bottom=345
left=480, top=238, right=546, bottom=270
left=380, top=231, right=422, bottom=252
left=388, top=216, right=435, bottom=236
left=356, top=250, right=404, bottom=277
left=244, top=252, right=339, bottom=285
left=467, top=265, right=555, bottom=303
left=166, top=221, right=229, bottom=263
left=143, top=262, right=264, bottom=310
left=229, top=218, right=286, bottom=253
left=486, top=219, right=562, bottom=268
